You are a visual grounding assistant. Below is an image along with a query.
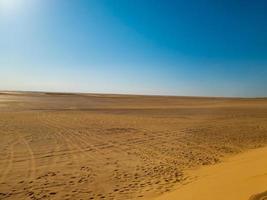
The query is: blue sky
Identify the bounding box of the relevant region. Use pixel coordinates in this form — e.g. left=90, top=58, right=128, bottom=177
left=0, top=0, right=266, bottom=97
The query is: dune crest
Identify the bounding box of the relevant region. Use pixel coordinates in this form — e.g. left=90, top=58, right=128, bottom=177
left=155, top=146, right=267, bottom=200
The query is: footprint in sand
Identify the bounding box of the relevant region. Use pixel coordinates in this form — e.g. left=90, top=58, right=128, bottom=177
left=249, top=191, right=267, bottom=200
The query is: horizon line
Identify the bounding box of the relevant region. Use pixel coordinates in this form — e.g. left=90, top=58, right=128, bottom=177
left=1, top=90, right=267, bottom=99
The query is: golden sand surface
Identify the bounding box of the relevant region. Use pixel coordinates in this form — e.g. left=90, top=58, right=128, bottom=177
left=0, top=92, right=267, bottom=200
left=154, top=145, right=267, bottom=200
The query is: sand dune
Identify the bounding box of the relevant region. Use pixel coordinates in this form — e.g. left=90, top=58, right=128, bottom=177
left=0, top=92, right=267, bottom=199
left=154, top=146, right=267, bottom=200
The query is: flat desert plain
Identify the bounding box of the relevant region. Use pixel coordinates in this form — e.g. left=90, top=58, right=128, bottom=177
left=0, top=92, right=267, bottom=200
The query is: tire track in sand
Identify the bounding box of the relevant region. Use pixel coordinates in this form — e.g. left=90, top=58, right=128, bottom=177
left=35, top=112, right=64, bottom=172
left=20, top=138, right=36, bottom=181
left=41, top=113, right=103, bottom=162
left=36, top=113, right=80, bottom=168
left=0, top=142, right=17, bottom=183
left=0, top=138, right=36, bottom=200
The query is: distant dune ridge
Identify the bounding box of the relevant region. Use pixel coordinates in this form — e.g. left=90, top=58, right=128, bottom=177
left=0, top=92, right=267, bottom=200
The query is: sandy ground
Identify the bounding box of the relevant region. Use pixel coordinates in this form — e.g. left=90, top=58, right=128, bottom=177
left=154, top=145, right=267, bottom=200
left=0, top=92, right=267, bottom=200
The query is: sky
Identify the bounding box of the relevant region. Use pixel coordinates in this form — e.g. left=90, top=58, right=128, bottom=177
left=0, top=0, right=266, bottom=97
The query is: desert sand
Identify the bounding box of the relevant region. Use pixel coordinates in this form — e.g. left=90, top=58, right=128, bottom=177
left=0, top=92, right=267, bottom=200
left=155, top=145, right=267, bottom=200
